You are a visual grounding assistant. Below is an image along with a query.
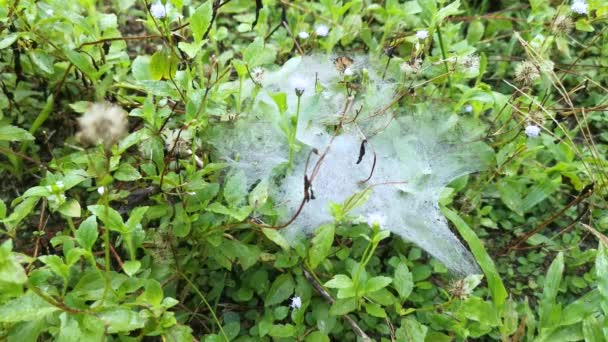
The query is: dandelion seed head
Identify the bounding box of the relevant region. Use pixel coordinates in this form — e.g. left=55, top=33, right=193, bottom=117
left=459, top=55, right=480, bottom=75
left=551, top=15, right=573, bottom=35
left=416, top=30, right=429, bottom=40
left=514, top=60, right=540, bottom=85
left=77, top=102, right=128, bottom=149
left=315, top=24, right=329, bottom=37
left=571, top=0, right=588, bottom=15
left=251, top=66, right=265, bottom=84
left=525, top=124, right=541, bottom=137
left=150, top=1, right=167, bottom=19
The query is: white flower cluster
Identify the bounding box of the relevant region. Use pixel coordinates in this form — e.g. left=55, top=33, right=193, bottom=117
left=525, top=124, right=541, bottom=138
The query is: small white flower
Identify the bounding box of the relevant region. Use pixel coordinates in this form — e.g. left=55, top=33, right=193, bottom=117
left=298, top=31, right=309, bottom=39
left=571, top=0, right=588, bottom=15
left=188, top=191, right=196, bottom=195
left=343, top=67, right=353, bottom=76
left=315, top=24, right=329, bottom=37
left=464, top=105, right=473, bottom=113
left=367, top=213, right=387, bottom=228
left=97, top=186, right=105, bottom=195
left=525, top=124, right=541, bottom=137
left=150, top=1, right=167, bottom=19
left=289, top=296, right=302, bottom=310
left=416, top=30, right=429, bottom=40
left=56, top=181, right=64, bottom=189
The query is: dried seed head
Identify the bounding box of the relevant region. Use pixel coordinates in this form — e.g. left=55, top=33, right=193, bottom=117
left=514, top=61, right=540, bottom=85
left=551, top=15, right=573, bottom=36
left=77, top=102, right=128, bottom=149
left=164, top=129, right=193, bottom=156
left=459, top=55, right=480, bottom=75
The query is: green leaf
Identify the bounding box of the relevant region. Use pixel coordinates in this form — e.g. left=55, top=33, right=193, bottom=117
left=149, top=49, right=178, bottom=81
left=305, top=331, right=330, bottom=342
left=0, top=292, right=59, bottom=322
left=458, top=297, right=500, bottom=326
left=39, top=255, right=69, bottom=280
left=3, top=197, right=40, bottom=231
left=76, top=216, right=98, bottom=250
left=539, top=252, right=564, bottom=328
left=596, top=242, right=608, bottom=315
left=141, top=279, right=163, bottom=307
left=265, top=274, right=294, bottom=306
left=393, top=264, right=413, bottom=300
left=329, top=297, right=356, bottom=315
left=98, top=308, right=146, bottom=333
left=268, top=324, right=296, bottom=338
left=58, top=199, right=81, bottom=217
left=0, top=239, right=27, bottom=284
left=364, top=302, right=387, bottom=318
left=0, top=125, right=35, bottom=141
left=324, top=274, right=354, bottom=289
left=520, top=177, right=560, bottom=213
left=114, top=163, right=142, bottom=181
left=224, top=170, right=247, bottom=207
left=582, top=315, right=604, bottom=342
left=123, top=260, right=141, bottom=277
left=396, top=318, right=428, bottom=342
left=308, top=224, right=334, bottom=269
left=262, top=228, right=290, bottom=251
left=190, top=0, right=213, bottom=43
left=364, top=276, right=392, bottom=293
left=64, top=49, right=97, bottom=80
left=443, top=208, right=507, bottom=310
left=0, top=199, right=6, bottom=219
left=87, top=204, right=126, bottom=232
left=243, top=37, right=277, bottom=67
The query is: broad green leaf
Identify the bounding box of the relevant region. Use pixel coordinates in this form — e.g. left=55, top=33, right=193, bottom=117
left=364, top=302, right=387, bottom=318
left=98, top=308, right=146, bottom=333
left=561, top=289, right=602, bottom=326
left=123, top=260, right=141, bottom=277
left=308, top=224, right=334, bottom=269
left=393, top=263, right=413, bottom=300
left=114, top=163, right=142, bottom=181
left=243, top=37, right=277, bottom=67
left=265, top=274, right=294, bottom=306
left=0, top=199, right=5, bottom=219
left=458, top=297, right=500, bottom=326
left=39, top=255, right=69, bottom=280
left=262, top=228, right=290, bottom=251
left=3, top=197, right=40, bottom=231
left=190, top=0, right=213, bottom=43
left=0, top=125, right=35, bottom=141
left=141, top=279, right=163, bottom=307
left=582, top=315, right=603, bottom=342
left=396, top=318, right=428, bottom=342
left=539, top=252, right=564, bottom=329
left=224, top=170, right=247, bottom=207
left=0, top=292, right=59, bottom=323
left=364, top=276, right=392, bottom=293
left=0, top=239, right=27, bottom=284
left=64, top=49, right=97, bottom=80
left=596, top=242, right=608, bottom=315
left=329, top=297, right=356, bottom=315
left=76, top=216, right=98, bottom=250
left=58, top=199, right=81, bottom=217
left=443, top=208, right=507, bottom=310
left=149, top=49, right=178, bottom=81
left=268, top=324, right=295, bottom=338
left=521, top=177, right=560, bottom=213
left=305, top=331, right=330, bottom=342
left=87, top=205, right=126, bottom=232
left=324, top=274, right=354, bottom=289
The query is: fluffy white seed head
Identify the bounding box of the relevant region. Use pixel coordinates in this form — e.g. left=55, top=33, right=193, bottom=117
left=416, top=30, right=429, bottom=40
left=315, top=24, right=329, bottom=37
left=298, top=31, right=309, bottom=39
left=515, top=60, right=540, bottom=85
left=150, top=1, right=167, bottom=19
left=571, top=0, right=588, bottom=15
left=525, top=124, right=541, bottom=137
left=459, top=55, right=480, bottom=75
left=77, top=102, right=128, bottom=149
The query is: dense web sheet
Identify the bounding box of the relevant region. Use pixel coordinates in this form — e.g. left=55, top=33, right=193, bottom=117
left=210, top=55, right=493, bottom=275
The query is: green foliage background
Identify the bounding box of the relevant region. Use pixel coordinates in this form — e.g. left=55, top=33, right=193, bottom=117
left=1, top=0, right=608, bottom=341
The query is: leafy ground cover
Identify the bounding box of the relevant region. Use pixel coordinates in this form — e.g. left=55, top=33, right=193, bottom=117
left=1, top=0, right=608, bottom=341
